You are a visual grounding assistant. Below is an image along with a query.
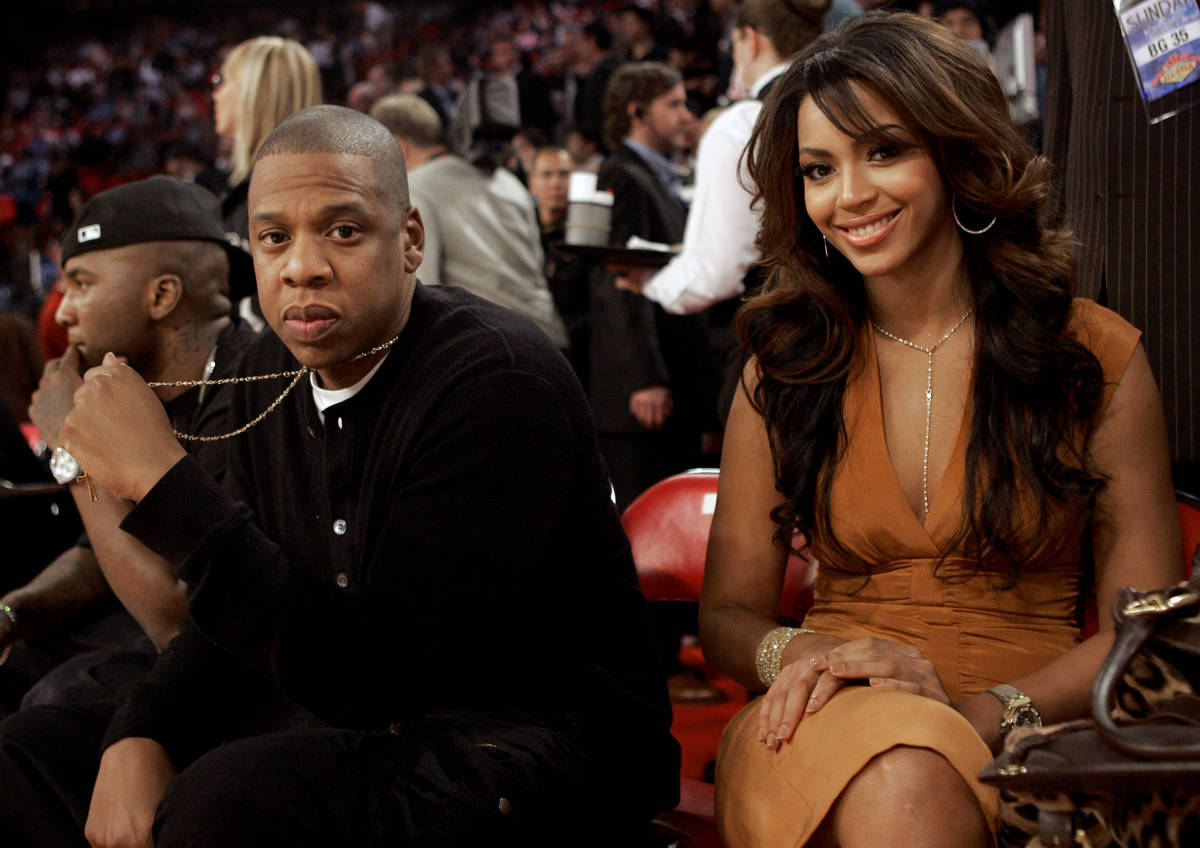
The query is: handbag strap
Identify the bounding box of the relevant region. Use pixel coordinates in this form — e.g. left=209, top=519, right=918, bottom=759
left=1091, top=573, right=1200, bottom=760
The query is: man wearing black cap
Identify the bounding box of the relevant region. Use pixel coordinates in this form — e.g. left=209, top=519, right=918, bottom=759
left=0, top=175, right=258, bottom=715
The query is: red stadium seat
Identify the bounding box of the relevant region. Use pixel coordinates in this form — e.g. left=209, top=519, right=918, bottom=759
left=622, top=470, right=817, bottom=846
left=623, top=469, right=814, bottom=617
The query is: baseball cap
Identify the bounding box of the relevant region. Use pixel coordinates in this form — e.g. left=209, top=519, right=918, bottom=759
left=61, top=175, right=255, bottom=302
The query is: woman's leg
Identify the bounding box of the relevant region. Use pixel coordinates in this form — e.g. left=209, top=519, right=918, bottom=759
left=809, top=745, right=991, bottom=848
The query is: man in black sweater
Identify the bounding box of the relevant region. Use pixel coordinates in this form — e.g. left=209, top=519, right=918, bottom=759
left=0, top=105, right=678, bottom=847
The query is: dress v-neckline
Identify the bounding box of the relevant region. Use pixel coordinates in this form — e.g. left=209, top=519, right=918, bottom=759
left=862, top=328, right=971, bottom=544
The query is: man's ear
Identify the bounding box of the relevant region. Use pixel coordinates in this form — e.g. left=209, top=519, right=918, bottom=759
left=628, top=102, right=644, bottom=123
left=402, top=206, right=425, bottom=273
left=747, top=26, right=765, bottom=61
left=147, top=274, right=183, bottom=321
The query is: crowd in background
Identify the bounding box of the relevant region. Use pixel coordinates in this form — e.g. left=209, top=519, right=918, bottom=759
left=0, top=0, right=1036, bottom=317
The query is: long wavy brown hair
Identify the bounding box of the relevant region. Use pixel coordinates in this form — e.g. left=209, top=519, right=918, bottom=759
left=738, top=12, right=1106, bottom=581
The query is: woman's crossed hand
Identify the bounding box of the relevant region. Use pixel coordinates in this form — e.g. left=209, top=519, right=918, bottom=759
left=758, top=635, right=950, bottom=750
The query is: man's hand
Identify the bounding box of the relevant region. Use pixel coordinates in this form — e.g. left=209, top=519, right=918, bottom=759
left=612, top=266, right=649, bottom=295
left=28, top=345, right=85, bottom=448
left=85, top=736, right=176, bottom=848
left=59, top=353, right=185, bottom=502
left=629, top=385, right=673, bottom=430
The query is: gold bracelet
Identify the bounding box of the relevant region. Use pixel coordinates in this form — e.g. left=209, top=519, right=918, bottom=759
left=755, top=625, right=815, bottom=689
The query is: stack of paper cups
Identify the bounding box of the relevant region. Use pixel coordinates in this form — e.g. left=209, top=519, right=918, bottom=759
left=565, top=172, right=613, bottom=247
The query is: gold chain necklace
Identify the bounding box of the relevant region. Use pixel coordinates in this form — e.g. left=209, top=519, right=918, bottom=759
left=146, top=333, right=402, bottom=442
left=871, top=309, right=973, bottom=521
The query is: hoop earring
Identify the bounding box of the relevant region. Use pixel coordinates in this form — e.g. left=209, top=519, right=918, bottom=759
left=823, top=235, right=830, bottom=260
left=953, top=198, right=996, bottom=235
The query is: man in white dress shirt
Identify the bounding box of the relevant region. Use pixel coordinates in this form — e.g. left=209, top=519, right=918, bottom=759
left=617, top=0, right=829, bottom=315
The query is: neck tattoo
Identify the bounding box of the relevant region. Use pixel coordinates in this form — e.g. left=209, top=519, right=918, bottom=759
left=146, top=332, right=402, bottom=442
left=871, top=308, right=973, bottom=521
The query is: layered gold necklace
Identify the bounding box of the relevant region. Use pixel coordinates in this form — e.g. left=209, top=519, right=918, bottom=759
left=146, top=333, right=401, bottom=442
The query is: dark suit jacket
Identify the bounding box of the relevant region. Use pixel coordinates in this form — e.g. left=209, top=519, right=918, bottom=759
left=1045, top=0, right=1199, bottom=463
left=573, top=55, right=619, bottom=140
left=417, top=84, right=455, bottom=129
left=590, top=143, right=718, bottom=435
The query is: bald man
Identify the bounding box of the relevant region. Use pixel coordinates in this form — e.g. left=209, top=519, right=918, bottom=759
left=0, top=106, right=678, bottom=848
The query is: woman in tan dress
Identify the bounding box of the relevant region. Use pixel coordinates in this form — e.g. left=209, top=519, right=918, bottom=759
left=698, top=13, right=1182, bottom=847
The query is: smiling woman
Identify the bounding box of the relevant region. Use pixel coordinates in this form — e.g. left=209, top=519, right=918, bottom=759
left=697, top=11, right=1181, bottom=848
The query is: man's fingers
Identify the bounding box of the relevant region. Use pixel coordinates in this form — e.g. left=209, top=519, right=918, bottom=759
left=81, top=362, right=124, bottom=384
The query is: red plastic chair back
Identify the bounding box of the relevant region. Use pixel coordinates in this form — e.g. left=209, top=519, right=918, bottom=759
left=622, top=470, right=816, bottom=846
left=622, top=469, right=815, bottom=618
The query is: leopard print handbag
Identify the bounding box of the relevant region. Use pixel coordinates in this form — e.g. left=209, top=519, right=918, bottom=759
left=981, top=564, right=1200, bottom=848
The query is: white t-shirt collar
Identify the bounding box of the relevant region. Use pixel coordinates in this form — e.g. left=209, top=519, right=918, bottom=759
left=309, top=352, right=390, bottom=424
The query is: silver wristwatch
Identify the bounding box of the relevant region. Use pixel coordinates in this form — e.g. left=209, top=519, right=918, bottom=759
left=49, top=446, right=80, bottom=485
left=986, top=683, right=1043, bottom=737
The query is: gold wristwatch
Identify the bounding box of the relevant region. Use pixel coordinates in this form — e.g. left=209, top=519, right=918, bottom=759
left=986, top=684, right=1043, bottom=737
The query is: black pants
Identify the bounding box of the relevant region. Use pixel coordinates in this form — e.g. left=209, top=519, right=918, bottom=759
left=0, top=702, right=605, bottom=847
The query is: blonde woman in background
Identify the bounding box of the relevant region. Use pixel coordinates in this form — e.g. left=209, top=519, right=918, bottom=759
left=212, top=36, right=323, bottom=243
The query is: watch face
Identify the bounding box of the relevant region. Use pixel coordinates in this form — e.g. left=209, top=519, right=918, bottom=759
left=50, top=447, right=79, bottom=485
left=1011, top=706, right=1042, bottom=728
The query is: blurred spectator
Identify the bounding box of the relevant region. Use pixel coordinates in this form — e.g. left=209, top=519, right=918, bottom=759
left=825, top=0, right=864, bottom=29
left=212, top=36, right=323, bottom=244
left=528, top=146, right=590, bottom=383
left=354, top=62, right=402, bottom=113
left=371, top=94, right=567, bottom=349
left=619, top=0, right=829, bottom=315
left=615, top=4, right=671, bottom=63
left=566, top=124, right=605, bottom=171
left=572, top=21, right=621, bottom=145
left=933, top=0, right=995, bottom=47
left=593, top=62, right=719, bottom=509
left=447, top=34, right=555, bottom=161
left=414, top=46, right=459, bottom=127
left=0, top=310, right=43, bottom=424
left=161, top=141, right=210, bottom=184
left=510, top=126, right=549, bottom=183
left=528, top=147, right=573, bottom=233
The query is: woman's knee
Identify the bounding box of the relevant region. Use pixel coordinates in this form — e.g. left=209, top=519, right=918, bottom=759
left=829, top=746, right=989, bottom=848
left=855, top=746, right=961, bottom=797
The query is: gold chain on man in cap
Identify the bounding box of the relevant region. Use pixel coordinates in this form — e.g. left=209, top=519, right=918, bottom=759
left=146, top=332, right=402, bottom=442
